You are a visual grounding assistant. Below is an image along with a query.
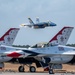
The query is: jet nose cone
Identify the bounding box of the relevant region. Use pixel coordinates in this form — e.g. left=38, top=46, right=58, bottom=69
left=50, top=22, right=57, bottom=26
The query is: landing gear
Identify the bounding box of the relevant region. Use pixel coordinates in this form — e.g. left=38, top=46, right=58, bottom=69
left=18, top=65, right=36, bottom=72
left=29, top=66, right=36, bottom=72
left=49, top=68, right=54, bottom=74
left=48, top=64, right=54, bottom=74
left=18, top=66, right=24, bottom=72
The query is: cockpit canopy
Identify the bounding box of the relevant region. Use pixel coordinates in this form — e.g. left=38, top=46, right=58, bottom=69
left=31, top=43, right=58, bottom=48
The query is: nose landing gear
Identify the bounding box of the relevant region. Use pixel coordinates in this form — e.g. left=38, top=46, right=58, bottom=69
left=48, top=64, right=54, bottom=74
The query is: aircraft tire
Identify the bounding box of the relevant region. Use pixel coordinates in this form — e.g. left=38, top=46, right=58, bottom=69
left=30, top=66, right=36, bottom=72
left=18, top=66, right=24, bottom=72
left=49, top=69, right=54, bottom=74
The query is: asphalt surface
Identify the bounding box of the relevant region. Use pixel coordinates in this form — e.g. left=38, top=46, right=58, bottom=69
left=0, top=72, right=75, bottom=75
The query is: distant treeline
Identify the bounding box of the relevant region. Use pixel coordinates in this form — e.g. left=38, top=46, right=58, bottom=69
left=12, top=45, right=30, bottom=48
left=66, top=44, right=75, bottom=47
left=12, top=44, right=75, bottom=48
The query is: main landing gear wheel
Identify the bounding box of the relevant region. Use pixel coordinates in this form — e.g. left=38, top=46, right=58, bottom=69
left=18, top=66, right=24, bottom=72
left=29, top=66, right=36, bottom=72
left=49, top=69, right=54, bottom=74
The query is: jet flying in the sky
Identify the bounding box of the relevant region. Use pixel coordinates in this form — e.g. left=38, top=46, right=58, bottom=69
left=20, top=18, right=56, bottom=29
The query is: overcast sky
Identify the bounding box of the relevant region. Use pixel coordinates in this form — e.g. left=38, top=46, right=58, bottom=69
left=0, top=0, right=75, bottom=45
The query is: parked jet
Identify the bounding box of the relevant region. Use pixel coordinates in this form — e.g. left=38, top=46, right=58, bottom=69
left=7, top=44, right=75, bottom=74
left=6, top=27, right=74, bottom=73
left=20, top=18, right=56, bottom=29
left=0, top=27, right=73, bottom=74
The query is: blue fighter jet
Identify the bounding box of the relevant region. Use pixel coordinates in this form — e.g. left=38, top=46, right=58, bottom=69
left=20, top=17, right=56, bottom=29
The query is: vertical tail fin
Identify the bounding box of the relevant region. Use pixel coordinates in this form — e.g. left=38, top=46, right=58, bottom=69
left=36, top=17, right=39, bottom=23
left=28, top=18, right=34, bottom=25
left=49, top=27, right=74, bottom=45
left=0, top=28, right=20, bottom=46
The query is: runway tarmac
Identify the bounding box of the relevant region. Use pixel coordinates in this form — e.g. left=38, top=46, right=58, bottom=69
left=0, top=72, right=75, bottom=75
